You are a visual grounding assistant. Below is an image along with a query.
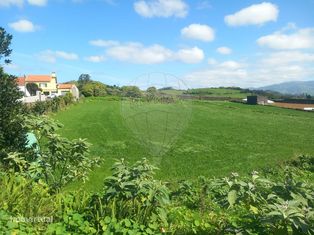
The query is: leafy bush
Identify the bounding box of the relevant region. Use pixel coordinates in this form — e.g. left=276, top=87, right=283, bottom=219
left=22, top=115, right=100, bottom=191
left=28, top=93, right=75, bottom=115
left=1, top=151, right=313, bottom=234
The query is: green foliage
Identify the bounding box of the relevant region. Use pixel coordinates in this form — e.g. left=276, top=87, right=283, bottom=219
left=78, top=74, right=91, bottom=88
left=0, top=173, right=53, bottom=219
left=77, top=74, right=110, bottom=97
left=102, top=159, right=170, bottom=224
left=22, top=115, right=100, bottom=190
left=184, top=87, right=252, bottom=98
left=0, top=27, right=12, bottom=64
left=28, top=93, right=75, bottom=115
left=26, top=82, right=40, bottom=96
left=0, top=68, right=27, bottom=157
left=0, top=156, right=313, bottom=234
left=121, top=86, right=142, bottom=98
left=81, top=81, right=107, bottom=97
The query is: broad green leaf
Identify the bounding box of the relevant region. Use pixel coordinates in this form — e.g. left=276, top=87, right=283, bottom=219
left=228, top=190, right=237, bottom=207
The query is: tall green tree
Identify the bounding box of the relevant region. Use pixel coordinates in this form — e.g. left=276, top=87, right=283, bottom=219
left=0, top=27, right=27, bottom=159
left=0, top=27, right=12, bottom=64
left=78, top=74, right=91, bottom=90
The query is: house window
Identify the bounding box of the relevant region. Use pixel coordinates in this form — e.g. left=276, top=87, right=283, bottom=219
left=39, top=83, right=47, bottom=88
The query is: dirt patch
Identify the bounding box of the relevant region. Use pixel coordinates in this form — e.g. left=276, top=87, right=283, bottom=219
left=272, top=102, right=314, bottom=111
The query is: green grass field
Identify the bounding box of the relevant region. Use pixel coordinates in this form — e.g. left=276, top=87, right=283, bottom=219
left=53, top=98, right=314, bottom=191
left=185, top=87, right=252, bottom=98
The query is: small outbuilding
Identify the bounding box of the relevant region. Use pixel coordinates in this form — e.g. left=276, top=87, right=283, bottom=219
left=246, top=95, right=269, bottom=105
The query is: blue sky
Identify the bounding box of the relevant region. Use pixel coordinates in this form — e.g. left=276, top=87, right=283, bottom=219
left=1, top=0, right=314, bottom=88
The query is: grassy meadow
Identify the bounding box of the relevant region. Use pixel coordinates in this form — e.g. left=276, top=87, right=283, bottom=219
left=53, top=98, right=314, bottom=191
left=184, top=87, right=252, bottom=98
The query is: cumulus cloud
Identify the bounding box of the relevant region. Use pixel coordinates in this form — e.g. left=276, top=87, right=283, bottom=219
left=27, top=0, right=47, bottom=6
left=175, top=47, right=204, bottom=63
left=181, top=24, right=215, bottom=42
left=38, top=50, right=79, bottom=63
left=85, top=55, right=106, bottom=63
left=257, top=27, right=314, bottom=49
left=9, top=19, right=38, bottom=32
left=106, top=43, right=173, bottom=64
left=225, top=2, right=278, bottom=26
left=90, top=39, right=204, bottom=64
left=216, top=47, right=232, bottom=55
left=134, top=0, right=188, bottom=18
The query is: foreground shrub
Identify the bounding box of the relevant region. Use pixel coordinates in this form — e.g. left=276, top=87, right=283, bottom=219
left=0, top=156, right=313, bottom=234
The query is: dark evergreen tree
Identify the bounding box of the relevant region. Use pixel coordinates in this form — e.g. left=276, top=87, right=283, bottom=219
left=0, top=27, right=27, bottom=158
left=26, top=82, right=40, bottom=96
left=0, top=27, right=12, bottom=64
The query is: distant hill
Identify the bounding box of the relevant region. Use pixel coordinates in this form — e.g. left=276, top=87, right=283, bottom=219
left=259, top=80, right=314, bottom=95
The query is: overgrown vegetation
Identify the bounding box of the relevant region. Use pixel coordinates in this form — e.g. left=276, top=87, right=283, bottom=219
left=0, top=156, right=313, bottom=234
left=26, top=92, right=76, bottom=115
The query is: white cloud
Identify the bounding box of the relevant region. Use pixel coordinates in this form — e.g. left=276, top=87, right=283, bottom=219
left=175, top=47, right=204, bottom=63
left=38, top=50, right=79, bottom=63
left=261, top=51, right=314, bottom=65
left=257, top=27, right=314, bottom=49
left=91, top=39, right=205, bottom=64
left=181, top=24, right=215, bottom=42
left=27, top=0, right=47, bottom=6
left=219, top=60, right=245, bottom=69
left=9, top=19, right=37, bottom=32
left=184, top=49, right=314, bottom=88
left=55, top=51, right=79, bottom=60
left=0, top=0, right=23, bottom=7
left=106, top=42, right=173, bottom=64
left=225, top=2, right=278, bottom=26
left=252, top=65, right=313, bottom=86
left=216, top=47, right=232, bottom=55
left=134, top=0, right=188, bottom=18
left=89, top=39, right=119, bottom=47
left=252, top=50, right=314, bottom=86
left=85, top=55, right=106, bottom=63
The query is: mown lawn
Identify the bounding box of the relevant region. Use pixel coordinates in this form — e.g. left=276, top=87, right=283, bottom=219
left=53, top=98, right=314, bottom=191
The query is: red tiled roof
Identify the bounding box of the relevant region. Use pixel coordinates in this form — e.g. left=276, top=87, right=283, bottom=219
left=26, top=75, right=52, bottom=82
left=58, top=83, right=74, bottom=89
left=16, top=77, right=26, bottom=86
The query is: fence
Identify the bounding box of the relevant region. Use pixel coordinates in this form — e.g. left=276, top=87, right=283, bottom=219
left=19, top=94, right=47, bottom=103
